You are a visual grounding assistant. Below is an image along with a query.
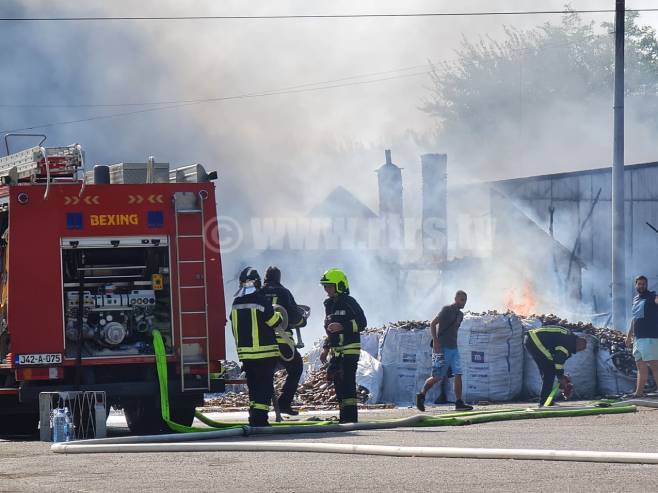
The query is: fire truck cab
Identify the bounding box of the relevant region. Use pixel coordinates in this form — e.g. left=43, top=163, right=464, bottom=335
left=0, top=135, right=227, bottom=434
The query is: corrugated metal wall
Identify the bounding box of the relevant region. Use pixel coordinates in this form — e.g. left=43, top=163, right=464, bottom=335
left=492, top=162, right=658, bottom=317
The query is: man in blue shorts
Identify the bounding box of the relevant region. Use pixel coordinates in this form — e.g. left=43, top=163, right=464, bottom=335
left=626, top=275, right=658, bottom=397
left=416, top=290, right=473, bottom=412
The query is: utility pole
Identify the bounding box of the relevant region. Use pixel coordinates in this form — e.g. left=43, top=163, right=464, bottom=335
left=612, top=0, right=625, bottom=330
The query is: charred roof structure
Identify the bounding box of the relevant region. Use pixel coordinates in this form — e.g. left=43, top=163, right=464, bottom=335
left=489, top=161, right=658, bottom=324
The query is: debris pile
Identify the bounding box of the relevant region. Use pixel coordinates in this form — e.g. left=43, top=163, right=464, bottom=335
left=205, top=391, right=249, bottom=408
left=205, top=366, right=371, bottom=409
left=469, top=310, right=513, bottom=317
left=366, top=320, right=429, bottom=334
left=291, top=367, right=338, bottom=407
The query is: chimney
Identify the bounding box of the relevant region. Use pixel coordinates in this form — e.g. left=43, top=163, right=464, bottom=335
left=421, top=153, right=448, bottom=262
left=376, top=149, right=404, bottom=250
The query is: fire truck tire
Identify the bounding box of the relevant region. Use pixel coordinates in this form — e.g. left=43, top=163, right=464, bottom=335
left=0, top=413, right=39, bottom=436
left=169, top=401, right=196, bottom=427
left=124, top=400, right=197, bottom=434
left=123, top=400, right=164, bottom=435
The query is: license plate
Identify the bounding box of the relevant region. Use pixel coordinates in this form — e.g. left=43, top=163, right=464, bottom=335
left=16, top=353, right=62, bottom=365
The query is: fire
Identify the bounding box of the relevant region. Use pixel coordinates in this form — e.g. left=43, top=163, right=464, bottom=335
left=503, top=281, right=537, bottom=317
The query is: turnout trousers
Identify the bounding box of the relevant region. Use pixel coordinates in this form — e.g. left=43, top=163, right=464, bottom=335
left=243, top=357, right=278, bottom=426
left=329, top=354, right=359, bottom=423
left=277, top=349, right=303, bottom=409
left=524, top=335, right=556, bottom=405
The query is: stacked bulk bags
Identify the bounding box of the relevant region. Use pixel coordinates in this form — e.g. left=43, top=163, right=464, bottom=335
left=457, top=313, right=524, bottom=402
left=596, top=349, right=636, bottom=396
left=378, top=313, right=525, bottom=404
left=379, top=325, right=432, bottom=404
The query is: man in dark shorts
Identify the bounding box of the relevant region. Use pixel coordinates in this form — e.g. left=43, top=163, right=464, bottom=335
left=416, top=290, right=473, bottom=412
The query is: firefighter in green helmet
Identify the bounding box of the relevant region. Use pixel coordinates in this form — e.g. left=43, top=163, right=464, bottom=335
left=319, top=268, right=367, bottom=423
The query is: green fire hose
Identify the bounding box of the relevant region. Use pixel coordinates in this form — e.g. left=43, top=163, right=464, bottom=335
left=543, top=383, right=560, bottom=407
left=152, top=330, right=637, bottom=434
left=153, top=329, right=221, bottom=432
left=153, top=330, right=331, bottom=432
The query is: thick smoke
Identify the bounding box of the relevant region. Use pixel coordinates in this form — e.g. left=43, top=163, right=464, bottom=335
left=2, top=1, right=658, bottom=355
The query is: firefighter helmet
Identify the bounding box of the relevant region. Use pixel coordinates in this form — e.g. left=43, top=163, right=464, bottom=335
left=320, top=268, right=349, bottom=294
left=239, top=267, right=261, bottom=289
left=264, top=265, right=281, bottom=284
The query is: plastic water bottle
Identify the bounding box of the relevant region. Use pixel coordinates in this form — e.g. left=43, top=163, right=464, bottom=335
left=52, top=408, right=67, bottom=443
left=64, top=407, right=73, bottom=442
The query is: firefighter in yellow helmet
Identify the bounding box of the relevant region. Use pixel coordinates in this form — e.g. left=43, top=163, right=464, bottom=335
left=230, top=267, right=283, bottom=426
left=319, top=268, right=367, bottom=423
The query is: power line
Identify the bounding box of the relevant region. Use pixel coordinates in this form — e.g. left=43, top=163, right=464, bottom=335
left=0, top=70, right=430, bottom=134
left=0, top=64, right=430, bottom=109
left=0, top=40, right=584, bottom=109
left=0, top=9, right=657, bottom=22
left=0, top=37, right=610, bottom=131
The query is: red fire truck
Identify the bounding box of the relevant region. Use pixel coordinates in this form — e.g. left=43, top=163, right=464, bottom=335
left=0, top=135, right=227, bottom=434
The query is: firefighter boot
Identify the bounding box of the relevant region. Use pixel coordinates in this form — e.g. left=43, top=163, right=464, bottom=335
left=249, top=404, right=271, bottom=427
left=339, top=399, right=358, bottom=423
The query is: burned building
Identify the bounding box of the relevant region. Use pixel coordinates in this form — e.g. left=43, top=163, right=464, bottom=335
left=451, top=161, right=658, bottom=325
left=492, top=162, right=658, bottom=323
left=421, top=153, right=448, bottom=263
left=249, top=150, right=658, bottom=328
left=376, top=149, right=404, bottom=253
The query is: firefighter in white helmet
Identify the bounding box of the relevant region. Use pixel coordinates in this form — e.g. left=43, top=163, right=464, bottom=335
left=230, top=267, right=282, bottom=426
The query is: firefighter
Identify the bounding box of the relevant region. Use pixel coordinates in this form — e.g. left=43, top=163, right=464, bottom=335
left=319, top=268, right=367, bottom=423
left=230, top=267, right=282, bottom=426
left=261, top=266, right=305, bottom=416
left=524, top=326, right=588, bottom=406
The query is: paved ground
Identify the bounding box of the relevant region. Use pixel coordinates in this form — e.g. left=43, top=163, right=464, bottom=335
left=1, top=402, right=657, bottom=493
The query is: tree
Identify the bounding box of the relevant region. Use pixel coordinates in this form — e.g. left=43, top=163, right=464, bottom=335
left=423, top=11, right=658, bottom=178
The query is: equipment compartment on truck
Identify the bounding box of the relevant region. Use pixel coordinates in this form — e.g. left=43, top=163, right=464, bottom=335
left=62, top=237, right=174, bottom=359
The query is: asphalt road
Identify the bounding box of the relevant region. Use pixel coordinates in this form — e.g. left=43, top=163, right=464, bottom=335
left=1, top=403, right=657, bottom=493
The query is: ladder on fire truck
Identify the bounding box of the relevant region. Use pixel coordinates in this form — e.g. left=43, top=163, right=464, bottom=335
left=173, top=191, right=211, bottom=392
left=0, top=134, right=84, bottom=199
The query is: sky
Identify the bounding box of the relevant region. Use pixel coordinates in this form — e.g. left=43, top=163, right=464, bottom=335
left=2, top=1, right=658, bottom=353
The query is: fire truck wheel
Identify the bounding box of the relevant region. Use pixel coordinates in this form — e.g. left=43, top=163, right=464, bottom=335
left=169, top=401, right=196, bottom=427
left=0, top=413, right=39, bottom=436
left=123, top=400, right=164, bottom=435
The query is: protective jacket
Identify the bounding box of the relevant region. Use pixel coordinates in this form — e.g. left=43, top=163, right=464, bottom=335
left=526, top=326, right=577, bottom=378
left=261, top=282, right=303, bottom=329
left=323, top=294, right=367, bottom=356
left=230, top=291, right=281, bottom=360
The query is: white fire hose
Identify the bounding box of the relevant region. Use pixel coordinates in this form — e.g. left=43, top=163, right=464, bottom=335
left=51, top=398, right=658, bottom=464
left=52, top=440, right=658, bottom=464
left=614, top=399, right=658, bottom=408
left=51, top=408, right=658, bottom=464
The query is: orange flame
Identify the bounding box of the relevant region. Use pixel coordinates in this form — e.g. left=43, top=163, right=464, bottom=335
left=503, top=281, right=537, bottom=317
